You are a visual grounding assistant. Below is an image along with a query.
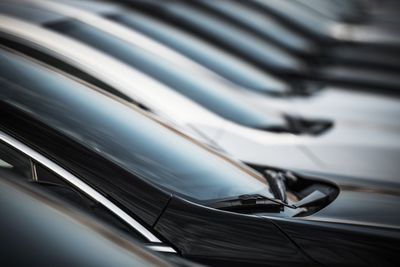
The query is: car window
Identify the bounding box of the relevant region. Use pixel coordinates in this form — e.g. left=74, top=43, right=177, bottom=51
left=145, top=1, right=304, bottom=70
left=0, top=141, right=32, bottom=180
left=104, top=10, right=289, bottom=94
left=0, top=2, right=65, bottom=24
left=0, top=139, right=146, bottom=241
left=0, top=48, right=271, bottom=202
left=45, top=19, right=277, bottom=129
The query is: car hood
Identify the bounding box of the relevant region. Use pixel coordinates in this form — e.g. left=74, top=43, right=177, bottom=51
left=273, top=171, right=400, bottom=267
left=304, top=171, right=400, bottom=229
left=242, top=87, right=400, bottom=130
left=208, top=119, right=400, bottom=182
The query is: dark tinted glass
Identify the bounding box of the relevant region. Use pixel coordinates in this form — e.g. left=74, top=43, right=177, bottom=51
left=0, top=140, right=144, bottom=240
left=47, top=19, right=277, bottom=129
left=0, top=2, right=64, bottom=24
left=0, top=49, right=270, bottom=201
left=133, top=1, right=304, bottom=71
left=105, top=10, right=288, bottom=94
left=34, top=164, right=144, bottom=240
left=0, top=141, right=31, bottom=180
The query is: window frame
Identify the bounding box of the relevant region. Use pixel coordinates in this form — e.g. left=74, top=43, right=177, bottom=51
left=0, top=130, right=175, bottom=253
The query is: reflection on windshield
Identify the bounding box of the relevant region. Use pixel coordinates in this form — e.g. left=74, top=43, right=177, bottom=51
left=105, top=10, right=289, bottom=94
left=0, top=49, right=271, bottom=201
left=157, top=1, right=304, bottom=71
left=46, top=19, right=277, bottom=129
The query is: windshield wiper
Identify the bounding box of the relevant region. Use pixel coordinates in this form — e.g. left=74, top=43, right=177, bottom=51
left=285, top=115, right=333, bottom=135
left=209, top=194, right=289, bottom=213
left=264, top=170, right=287, bottom=203
left=260, top=115, right=333, bottom=135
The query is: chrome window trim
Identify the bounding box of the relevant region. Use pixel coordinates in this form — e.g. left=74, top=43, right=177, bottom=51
left=0, top=131, right=165, bottom=244
left=147, top=245, right=177, bottom=253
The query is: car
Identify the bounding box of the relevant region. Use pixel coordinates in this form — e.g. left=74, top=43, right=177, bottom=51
left=51, top=0, right=400, bottom=125
left=1, top=29, right=400, bottom=267
left=179, top=0, right=400, bottom=71
left=1, top=3, right=400, bottom=182
left=0, top=174, right=201, bottom=267
left=113, top=0, right=400, bottom=92
left=242, top=0, right=400, bottom=47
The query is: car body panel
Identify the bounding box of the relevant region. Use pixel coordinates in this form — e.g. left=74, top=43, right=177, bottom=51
left=154, top=195, right=315, bottom=267
left=272, top=170, right=400, bottom=266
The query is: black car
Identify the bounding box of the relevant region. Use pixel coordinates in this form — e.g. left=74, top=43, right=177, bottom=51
left=113, top=0, right=400, bottom=92
left=181, top=0, right=400, bottom=72
left=1, top=39, right=400, bottom=267
left=0, top=174, right=200, bottom=267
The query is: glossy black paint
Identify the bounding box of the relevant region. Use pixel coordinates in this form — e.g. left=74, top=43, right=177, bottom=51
left=154, top=195, right=315, bottom=267
left=1, top=62, right=399, bottom=267
left=0, top=177, right=175, bottom=267
left=0, top=9, right=400, bottom=267
left=275, top=218, right=400, bottom=267
left=272, top=170, right=400, bottom=267
left=0, top=105, right=170, bottom=226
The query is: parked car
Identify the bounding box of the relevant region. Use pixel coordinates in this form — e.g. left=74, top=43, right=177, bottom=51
left=51, top=0, right=400, bottom=125
left=180, top=0, right=400, bottom=71
left=114, top=0, right=400, bottom=92
left=0, top=175, right=200, bottom=267
left=1, top=3, right=400, bottom=181
left=0, top=31, right=400, bottom=267
left=242, top=0, right=400, bottom=47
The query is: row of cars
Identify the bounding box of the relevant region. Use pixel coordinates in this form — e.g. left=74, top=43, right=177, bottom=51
left=1, top=0, right=400, bottom=266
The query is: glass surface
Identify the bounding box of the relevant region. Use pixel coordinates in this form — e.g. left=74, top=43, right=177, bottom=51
left=0, top=49, right=270, bottom=201
left=105, top=10, right=289, bottom=94
left=0, top=140, right=144, bottom=240
left=0, top=2, right=65, bottom=24
left=0, top=142, right=31, bottom=180
left=149, top=1, right=304, bottom=71
left=47, top=19, right=279, bottom=129
left=194, top=0, right=314, bottom=53
left=34, top=164, right=143, bottom=239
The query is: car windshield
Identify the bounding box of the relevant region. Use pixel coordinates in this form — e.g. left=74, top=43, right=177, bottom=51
left=136, top=0, right=305, bottom=71
left=188, top=0, right=314, bottom=53
left=45, top=19, right=278, bottom=129
left=104, top=9, right=289, bottom=94
left=250, top=0, right=332, bottom=38
left=0, top=49, right=271, bottom=201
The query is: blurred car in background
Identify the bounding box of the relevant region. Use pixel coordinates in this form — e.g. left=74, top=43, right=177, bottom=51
left=115, top=0, right=400, bottom=92
left=1, top=1, right=400, bottom=182
left=51, top=0, right=400, bottom=126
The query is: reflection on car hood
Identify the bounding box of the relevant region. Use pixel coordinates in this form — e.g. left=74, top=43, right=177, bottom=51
left=211, top=118, right=400, bottom=182
left=305, top=171, right=400, bottom=229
